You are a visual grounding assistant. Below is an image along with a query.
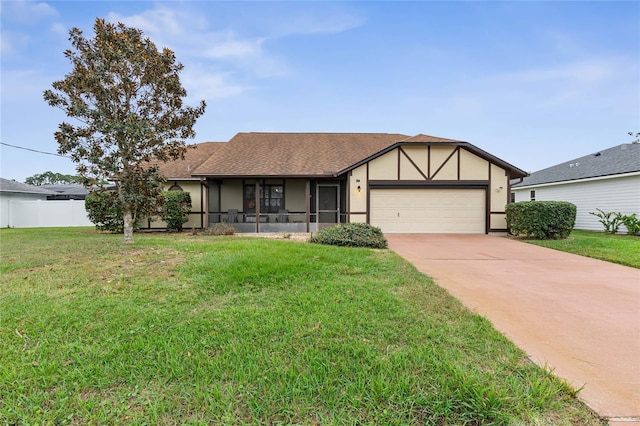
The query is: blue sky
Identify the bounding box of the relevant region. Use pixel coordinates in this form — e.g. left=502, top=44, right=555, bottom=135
left=1, top=1, right=638, bottom=182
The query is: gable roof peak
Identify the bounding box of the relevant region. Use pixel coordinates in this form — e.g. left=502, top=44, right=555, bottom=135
left=400, top=133, right=464, bottom=143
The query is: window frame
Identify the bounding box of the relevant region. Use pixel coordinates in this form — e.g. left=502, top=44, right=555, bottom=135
left=244, top=183, right=284, bottom=214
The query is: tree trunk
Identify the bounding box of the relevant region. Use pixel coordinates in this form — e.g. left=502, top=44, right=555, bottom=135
left=123, top=209, right=134, bottom=244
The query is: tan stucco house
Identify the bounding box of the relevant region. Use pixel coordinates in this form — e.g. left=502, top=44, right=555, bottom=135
left=145, top=132, right=528, bottom=234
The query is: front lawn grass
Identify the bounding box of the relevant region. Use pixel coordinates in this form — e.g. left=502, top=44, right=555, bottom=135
left=0, top=228, right=603, bottom=425
left=525, top=229, right=640, bottom=268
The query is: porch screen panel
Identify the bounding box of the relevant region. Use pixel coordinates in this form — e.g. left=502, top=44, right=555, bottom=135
left=261, top=185, right=283, bottom=213
left=243, top=185, right=256, bottom=213
left=318, top=186, right=338, bottom=223
left=244, top=184, right=283, bottom=214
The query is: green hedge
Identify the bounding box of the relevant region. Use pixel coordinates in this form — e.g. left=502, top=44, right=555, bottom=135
left=310, top=223, right=388, bottom=248
left=506, top=201, right=576, bottom=240
left=85, top=190, right=124, bottom=233
left=161, top=191, right=192, bottom=232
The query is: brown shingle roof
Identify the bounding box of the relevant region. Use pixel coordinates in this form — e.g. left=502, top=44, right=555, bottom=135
left=400, top=133, right=463, bottom=143
left=192, top=133, right=409, bottom=177
left=156, top=142, right=225, bottom=179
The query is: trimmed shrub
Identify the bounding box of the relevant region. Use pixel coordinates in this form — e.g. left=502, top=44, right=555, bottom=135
left=161, top=191, right=192, bottom=232
left=310, top=223, right=387, bottom=248
left=85, top=190, right=124, bottom=233
left=204, top=223, right=237, bottom=236
left=506, top=201, right=576, bottom=240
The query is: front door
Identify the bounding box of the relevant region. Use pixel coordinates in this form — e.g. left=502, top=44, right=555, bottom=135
left=317, top=184, right=339, bottom=225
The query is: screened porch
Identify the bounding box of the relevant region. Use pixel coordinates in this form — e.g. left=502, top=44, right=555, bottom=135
left=204, top=178, right=347, bottom=233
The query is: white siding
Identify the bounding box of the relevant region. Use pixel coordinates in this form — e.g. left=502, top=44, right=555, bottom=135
left=512, top=175, right=640, bottom=232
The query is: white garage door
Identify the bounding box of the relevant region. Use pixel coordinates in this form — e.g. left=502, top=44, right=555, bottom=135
left=370, top=188, right=485, bottom=233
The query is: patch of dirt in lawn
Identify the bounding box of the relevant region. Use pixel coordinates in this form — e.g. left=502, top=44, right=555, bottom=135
left=95, top=247, right=185, bottom=285
left=236, top=233, right=311, bottom=242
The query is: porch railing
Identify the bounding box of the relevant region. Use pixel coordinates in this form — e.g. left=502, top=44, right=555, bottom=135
left=207, top=211, right=347, bottom=232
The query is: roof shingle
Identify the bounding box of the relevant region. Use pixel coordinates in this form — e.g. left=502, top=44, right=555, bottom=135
left=400, top=133, right=463, bottom=143
left=192, top=133, right=409, bottom=177
left=155, top=142, right=226, bottom=179
left=0, top=178, right=55, bottom=195
left=41, top=184, right=88, bottom=196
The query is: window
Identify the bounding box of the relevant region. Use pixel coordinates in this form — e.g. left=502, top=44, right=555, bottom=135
left=244, top=184, right=284, bottom=213
left=530, top=190, right=536, bottom=201
left=510, top=192, right=515, bottom=203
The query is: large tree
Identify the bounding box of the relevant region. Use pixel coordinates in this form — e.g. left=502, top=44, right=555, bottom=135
left=44, top=18, right=206, bottom=243
left=25, top=171, right=83, bottom=186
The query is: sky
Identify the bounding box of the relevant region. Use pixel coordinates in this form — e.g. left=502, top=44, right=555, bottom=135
left=1, top=1, right=639, bottom=183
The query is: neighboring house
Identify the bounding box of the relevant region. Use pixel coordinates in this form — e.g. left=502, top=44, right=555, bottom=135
left=147, top=132, right=527, bottom=234
left=0, top=178, right=55, bottom=227
left=511, top=143, right=640, bottom=232
left=1, top=178, right=94, bottom=228
left=41, top=184, right=88, bottom=200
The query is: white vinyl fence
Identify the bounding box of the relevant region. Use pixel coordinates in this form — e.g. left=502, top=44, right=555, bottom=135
left=1, top=199, right=93, bottom=228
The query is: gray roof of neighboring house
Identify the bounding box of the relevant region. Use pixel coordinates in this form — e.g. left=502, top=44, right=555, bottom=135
left=0, top=178, right=55, bottom=195
left=512, top=143, right=640, bottom=187
left=40, top=184, right=88, bottom=196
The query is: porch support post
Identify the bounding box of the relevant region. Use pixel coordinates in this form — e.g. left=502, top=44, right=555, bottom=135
left=255, top=181, right=260, bottom=233
left=346, top=173, right=351, bottom=223
left=305, top=180, right=310, bottom=233
left=201, top=178, right=209, bottom=229
left=217, top=181, right=222, bottom=222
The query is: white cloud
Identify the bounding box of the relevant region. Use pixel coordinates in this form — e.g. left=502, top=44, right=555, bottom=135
left=1, top=2, right=62, bottom=58
left=102, top=4, right=291, bottom=100
left=101, top=3, right=363, bottom=104
left=0, top=30, right=29, bottom=56
left=503, top=60, right=616, bottom=85
left=107, top=8, right=267, bottom=63
left=3, top=0, right=58, bottom=24
left=543, top=30, right=585, bottom=57
left=181, top=67, right=250, bottom=101
left=0, top=68, right=50, bottom=103
left=267, top=9, right=364, bottom=37
left=107, top=7, right=187, bottom=37
left=50, top=22, right=66, bottom=36
left=476, top=55, right=638, bottom=111
left=202, top=37, right=263, bottom=60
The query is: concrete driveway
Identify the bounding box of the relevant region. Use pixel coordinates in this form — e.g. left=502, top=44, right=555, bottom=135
left=387, top=234, right=640, bottom=424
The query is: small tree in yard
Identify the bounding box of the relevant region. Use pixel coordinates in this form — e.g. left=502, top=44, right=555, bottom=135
left=43, top=18, right=205, bottom=243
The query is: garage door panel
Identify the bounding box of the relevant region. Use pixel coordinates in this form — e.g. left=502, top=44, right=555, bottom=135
left=370, top=188, right=485, bottom=234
